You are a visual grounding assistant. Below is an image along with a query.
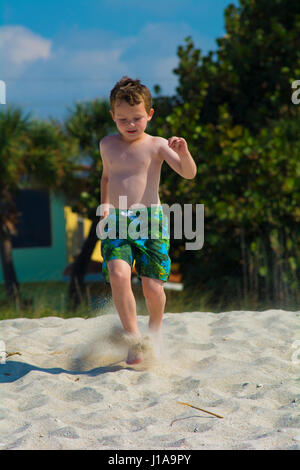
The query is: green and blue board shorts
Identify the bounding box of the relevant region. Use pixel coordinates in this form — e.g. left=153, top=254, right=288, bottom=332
left=100, top=206, right=171, bottom=283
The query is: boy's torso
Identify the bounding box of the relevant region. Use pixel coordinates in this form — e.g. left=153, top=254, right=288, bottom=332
left=102, top=133, right=164, bottom=209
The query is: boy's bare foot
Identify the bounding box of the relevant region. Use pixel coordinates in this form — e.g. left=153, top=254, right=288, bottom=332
left=126, top=346, right=144, bottom=365
left=125, top=334, right=144, bottom=365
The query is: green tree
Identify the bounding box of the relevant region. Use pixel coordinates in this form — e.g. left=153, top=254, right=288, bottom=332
left=174, top=0, right=300, bottom=130
left=63, top=99, right=114, bottom=309
left=0, top=107, right=30, bottom=300
left=0, top=105, right=78, bottom=303
left=154, top=0, right=300, bottom=309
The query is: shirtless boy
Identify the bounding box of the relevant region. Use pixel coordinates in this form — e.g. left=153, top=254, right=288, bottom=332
left=99, top=76, right=197, bottom=364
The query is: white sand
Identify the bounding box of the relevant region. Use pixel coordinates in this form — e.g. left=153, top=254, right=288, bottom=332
left=0, top=307, right=299, bottom=450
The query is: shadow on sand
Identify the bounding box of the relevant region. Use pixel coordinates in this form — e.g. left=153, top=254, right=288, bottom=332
left=0, top=359, right=133, bottom=384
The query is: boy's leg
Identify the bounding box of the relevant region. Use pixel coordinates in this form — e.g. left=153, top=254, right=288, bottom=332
left=107, top=258, right=140, bottom=336
left=141, top=276, right=166, bottom=332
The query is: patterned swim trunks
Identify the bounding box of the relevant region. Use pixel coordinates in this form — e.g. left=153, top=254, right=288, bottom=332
left=100, top=206, right=171, bottom=283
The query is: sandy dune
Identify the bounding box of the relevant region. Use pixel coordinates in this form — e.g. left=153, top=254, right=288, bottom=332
left=0, top=307, right=299, bottom=450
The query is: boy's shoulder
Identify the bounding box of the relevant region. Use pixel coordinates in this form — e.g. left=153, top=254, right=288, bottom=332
left=150, top=135, right=168, bottom=148
left=152, top=135, right=166, bottom=142
left=99, top=134, right=119, bottom=148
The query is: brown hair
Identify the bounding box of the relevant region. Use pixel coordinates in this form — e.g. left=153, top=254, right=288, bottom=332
left=110, top=76, right=152, bottom=114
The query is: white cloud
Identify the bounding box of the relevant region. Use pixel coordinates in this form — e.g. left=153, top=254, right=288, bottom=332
left=1, top=22, right=213, bottom=119
left=0, top=25, right=52, bottom=72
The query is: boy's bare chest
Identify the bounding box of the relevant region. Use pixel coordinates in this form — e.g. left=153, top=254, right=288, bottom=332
left=108, top=145, right=159, bottom=172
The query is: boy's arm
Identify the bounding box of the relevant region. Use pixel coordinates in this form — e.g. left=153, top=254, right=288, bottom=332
left=159, top=137, right=197, bottom=179
left=99, top=139, right=110, bottom=218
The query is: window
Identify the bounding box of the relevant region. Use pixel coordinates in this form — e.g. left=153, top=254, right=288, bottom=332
left=12, top=189, right=52, bottom=248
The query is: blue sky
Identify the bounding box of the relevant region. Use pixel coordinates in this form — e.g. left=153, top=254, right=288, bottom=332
left=1, top=0, right=238, bottom=121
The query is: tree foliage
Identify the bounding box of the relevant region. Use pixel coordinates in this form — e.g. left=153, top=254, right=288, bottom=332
left=63, top=99, right=115, bottom=308
left=64, top=99, right=114, bottom=218
left=0, top=105, right=78, bottom=301
left=152, top=0, right=300, bottom=309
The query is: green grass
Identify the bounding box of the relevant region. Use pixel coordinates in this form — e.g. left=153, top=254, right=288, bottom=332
left=0, top=281, right=297, bottom=321
left=0, top=281, right=102, bottom=320
left=0, top=281, right=199, bottom=320
left=0, top=281, right=221, bottom=320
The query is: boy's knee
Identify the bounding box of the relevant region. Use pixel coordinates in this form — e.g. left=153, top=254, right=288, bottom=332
left=142, top=278, right=165, bottom=299
left=109, top=265, right=131, bottom=284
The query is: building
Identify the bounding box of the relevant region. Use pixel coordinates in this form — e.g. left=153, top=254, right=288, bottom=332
left=0, top=188, right=103, bottom=284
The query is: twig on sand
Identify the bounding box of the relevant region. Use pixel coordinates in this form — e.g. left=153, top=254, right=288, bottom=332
left=6, top=351, right=22, bottom=358
left=177, top=401, right=223, bottom=419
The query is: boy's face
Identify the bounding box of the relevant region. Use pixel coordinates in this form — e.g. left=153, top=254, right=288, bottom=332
left=110, top=100, right=154, bottom=141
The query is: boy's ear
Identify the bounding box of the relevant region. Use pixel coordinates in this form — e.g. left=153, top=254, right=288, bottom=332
left=109, top=109, right=115, bottom=121
left=147, top=108, right=154, bottom=121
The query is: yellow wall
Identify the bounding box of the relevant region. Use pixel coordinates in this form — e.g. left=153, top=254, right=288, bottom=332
left=83, top=217, right=102, bottom=262
left=64, top=207, right=102, bottom=264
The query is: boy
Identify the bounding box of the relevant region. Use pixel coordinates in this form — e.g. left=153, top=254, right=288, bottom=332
left=99, top=76, right=197, bottom=364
